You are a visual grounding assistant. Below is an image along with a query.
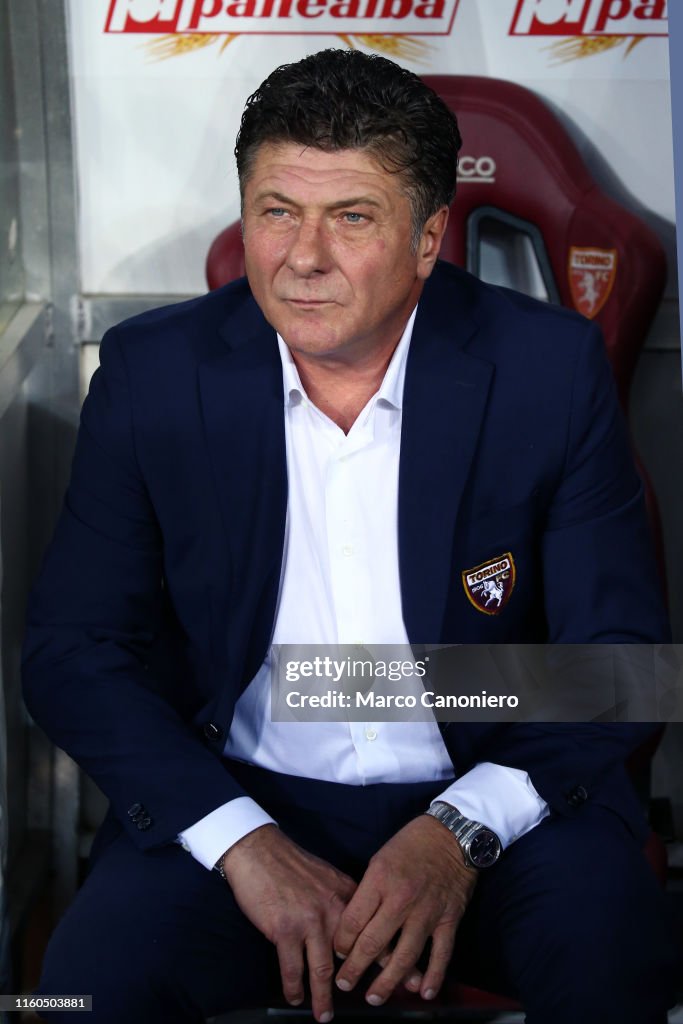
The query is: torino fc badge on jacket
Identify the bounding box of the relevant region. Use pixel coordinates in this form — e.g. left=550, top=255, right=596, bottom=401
left=462, top=553, right=516, bottom=615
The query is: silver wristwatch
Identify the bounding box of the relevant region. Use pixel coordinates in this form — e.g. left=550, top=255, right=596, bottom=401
left=425, top=801, right=501, bottom=869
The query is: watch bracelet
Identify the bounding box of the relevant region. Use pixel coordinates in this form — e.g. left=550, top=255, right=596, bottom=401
left=426, top=801, right=493, bottom=865
left=214, top=852, right=229, bottom=881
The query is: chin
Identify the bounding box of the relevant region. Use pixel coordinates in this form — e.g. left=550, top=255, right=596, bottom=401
left=276, top=315, right=342, bottom=352
left=281, top=332, right=341, bottom=356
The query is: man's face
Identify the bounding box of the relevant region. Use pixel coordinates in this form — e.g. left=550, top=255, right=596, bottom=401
left=241, top=142, right=447, bottom=365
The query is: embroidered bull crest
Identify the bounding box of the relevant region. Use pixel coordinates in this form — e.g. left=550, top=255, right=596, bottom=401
left=462, top=553, right=516, bottom=616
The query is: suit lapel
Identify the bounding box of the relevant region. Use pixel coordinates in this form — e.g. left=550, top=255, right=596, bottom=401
left=198, top=297, right=287, bottom=607
left=399, top=266, right=493, bottom=642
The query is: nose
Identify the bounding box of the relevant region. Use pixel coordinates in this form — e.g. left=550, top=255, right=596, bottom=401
left=286, top=217, right=330, bottom=277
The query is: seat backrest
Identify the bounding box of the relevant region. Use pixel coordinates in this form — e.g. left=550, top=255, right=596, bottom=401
left=206, top=220, right=245, bottom=297
left=422, top=75, right=666, bottom=410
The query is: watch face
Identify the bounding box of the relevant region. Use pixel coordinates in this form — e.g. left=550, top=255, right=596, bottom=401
left=468, top=829, right=501, bottom=868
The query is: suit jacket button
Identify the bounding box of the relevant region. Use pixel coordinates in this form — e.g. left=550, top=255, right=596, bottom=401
left=203, top=722, right=223, bottom=742
left=137, top=816, right=153, bottom=830
left=566, top=785, right=588, bottom=807
left=127, top=802, right=143, bottom=818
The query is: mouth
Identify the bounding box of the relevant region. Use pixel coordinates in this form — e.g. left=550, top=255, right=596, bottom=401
left=285, top=298, right=334, bottom=307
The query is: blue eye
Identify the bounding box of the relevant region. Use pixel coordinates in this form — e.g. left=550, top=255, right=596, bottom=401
left=268, top=208, right=287, bottom=217
left=343, top=212, right=365, bottom=223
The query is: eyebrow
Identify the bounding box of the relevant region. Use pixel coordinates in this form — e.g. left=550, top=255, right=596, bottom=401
left=253, top=190, right=382, bottom=210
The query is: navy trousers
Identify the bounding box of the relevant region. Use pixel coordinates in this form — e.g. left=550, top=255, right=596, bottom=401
left=37, top=762, right=679, bottom=1023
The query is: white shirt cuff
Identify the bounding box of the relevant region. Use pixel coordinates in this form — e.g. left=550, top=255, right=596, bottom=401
left=433, top=761, right=549, bottom=849
left=177, top=796, right=277, bottom=870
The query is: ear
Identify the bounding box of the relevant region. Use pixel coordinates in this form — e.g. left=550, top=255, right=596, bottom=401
left=416, top=206, right=450, bottom=280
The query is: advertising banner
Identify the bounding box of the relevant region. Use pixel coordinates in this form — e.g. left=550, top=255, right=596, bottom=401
left=67, top=0, right=674, bottom=296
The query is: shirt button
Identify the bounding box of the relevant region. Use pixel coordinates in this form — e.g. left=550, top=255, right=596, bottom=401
left=365, top=728, right=378, bottom=741
left=342, top=544, right=354, bottom=557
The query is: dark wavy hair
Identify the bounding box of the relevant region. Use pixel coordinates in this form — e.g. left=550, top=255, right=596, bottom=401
left=235, top=49, right=462, bottom=248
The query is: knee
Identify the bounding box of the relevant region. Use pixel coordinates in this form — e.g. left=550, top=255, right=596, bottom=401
left=36, top=914, right=192, bottom=1023
left=517, top=891, right=679, bottom=1022
left=590, top=899, right=678, bottom=1012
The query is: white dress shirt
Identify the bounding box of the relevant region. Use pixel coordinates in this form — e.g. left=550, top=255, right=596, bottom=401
left=179, top=309, right=548, bottom=869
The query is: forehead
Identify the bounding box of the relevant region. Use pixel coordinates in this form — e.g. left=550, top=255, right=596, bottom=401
left=243, top=142, right=405, bottom=204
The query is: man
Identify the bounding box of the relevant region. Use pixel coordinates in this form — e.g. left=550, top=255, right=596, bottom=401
left=23, top=50, right=678, bottom=1023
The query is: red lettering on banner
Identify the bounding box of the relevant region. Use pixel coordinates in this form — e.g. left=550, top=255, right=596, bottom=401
left=104, top=0, right=460, bottom=32
left=380, top=0, right=411, bottom=17
left=188, top=0, right=222, bottom=30
left=106, top=0, right=182, bottom=32
left=256, top=0, right=292, bottom=17
left=634, top=0, right=666, bottom=18
left=510, top=0, right=586, bottom=35
left=509, top=0, right=667, bottom=35
left=297, top=0, right=324, bottom=15
left=415, top=0, right=444, bottom=18
left=226, top=0, right=255, bottom=15
left=594, top=0, right=629, bottom=32
left=329, top=0, right=359, bottom=14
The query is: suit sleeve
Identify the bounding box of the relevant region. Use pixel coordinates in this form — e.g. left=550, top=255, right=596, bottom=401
left=541, top=321, right=667, bottom=645
left=472, top=321, right=670, bottom=822
left=22, top=328, right=248, bottom=851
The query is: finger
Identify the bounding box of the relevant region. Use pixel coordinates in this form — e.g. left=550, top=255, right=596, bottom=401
left=276, top=938, right=305, bottom=1008
left=366, top=947, right=422, bottom=991
left=374, top=947, right=392, bottom=970
left=334, top=872, right=359, bottom=903
left=333, top=885, right=381, bottom=960
left=363, top=918, right=431, bottom=1006
left=420, top=923, right=456, bottom=1001
left=329, top=881, right=356, bottom=925
left=306, top=931, right=336, bottom=1024
left=335, top=907, right=402, bottom=993
left=335, top=938, right=422, bottom=992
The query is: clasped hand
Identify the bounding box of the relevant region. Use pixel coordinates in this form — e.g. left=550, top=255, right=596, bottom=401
left=222, top=815, right=477, bottom=1022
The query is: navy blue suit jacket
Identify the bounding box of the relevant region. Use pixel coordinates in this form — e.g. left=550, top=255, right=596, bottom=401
left=22, top=260, right=669, bottom=852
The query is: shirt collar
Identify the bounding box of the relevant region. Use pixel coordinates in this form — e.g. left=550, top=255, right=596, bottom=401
left=277, top=306, right=418, bottom=412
